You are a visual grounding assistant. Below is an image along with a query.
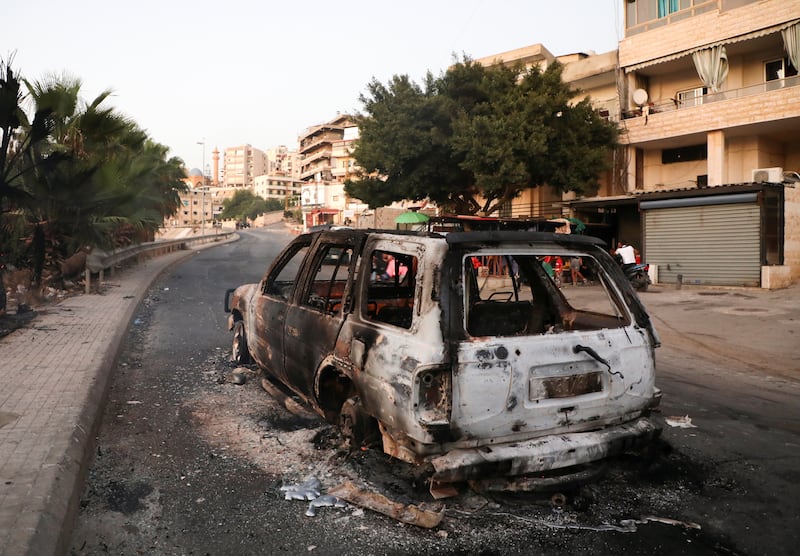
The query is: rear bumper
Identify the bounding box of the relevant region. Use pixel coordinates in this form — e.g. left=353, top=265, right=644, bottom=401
left=430, top=417, right=660, bottom=483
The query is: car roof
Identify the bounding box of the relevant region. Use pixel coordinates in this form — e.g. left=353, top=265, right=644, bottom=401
left=445, top=230, right=606, bottom=248
left=297, top=228, right=606, bottom=249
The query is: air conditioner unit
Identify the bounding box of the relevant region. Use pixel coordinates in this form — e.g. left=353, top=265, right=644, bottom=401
left=751, top=167, right=784, bottom=183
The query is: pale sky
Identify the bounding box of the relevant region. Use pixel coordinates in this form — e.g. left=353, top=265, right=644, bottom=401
left=3, top=0, right=624, bottom=173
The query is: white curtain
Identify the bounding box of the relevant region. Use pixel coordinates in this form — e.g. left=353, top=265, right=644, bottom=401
left=782, top=23, right=800, bottom=73
left=692, top=45, right=729, bottom=92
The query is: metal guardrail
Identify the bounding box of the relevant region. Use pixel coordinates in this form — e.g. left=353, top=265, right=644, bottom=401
left=83, top=232, right=235, bottom=293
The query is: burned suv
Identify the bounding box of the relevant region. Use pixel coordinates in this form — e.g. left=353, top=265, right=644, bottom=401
left=224, top=228, right=661, bottom=489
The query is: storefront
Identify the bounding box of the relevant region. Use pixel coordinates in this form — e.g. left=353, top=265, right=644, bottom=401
left=639, top=184, right=784, bottom=287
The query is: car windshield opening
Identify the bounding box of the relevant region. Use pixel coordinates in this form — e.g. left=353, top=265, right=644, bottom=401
left=464, top=252, right=630, bottom=337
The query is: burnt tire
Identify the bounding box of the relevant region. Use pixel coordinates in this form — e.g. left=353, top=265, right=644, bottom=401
left=231, top=320, right=252, bottom=364
left=339, top=397, right=379, bottom=451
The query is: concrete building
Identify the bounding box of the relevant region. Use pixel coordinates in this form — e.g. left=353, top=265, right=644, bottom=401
left=297, top=115, right=368, bottom=229
left=167, top=186, right=218, bottom=231
left=480, top=0, right=800, bottom=288
left=254, top=174, right=302, bottom=206
left=265, top=145, right=300, bottom=179
left=605, top=0, right=799, bottom=288
left=298, top=114, right=354, bottom=183
left=330, top=125, right=359, bottom=183
left=222, top=144, right=268, bottom=188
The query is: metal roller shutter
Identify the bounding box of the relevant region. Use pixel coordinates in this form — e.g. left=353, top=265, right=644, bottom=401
left=644, top=203, right=761, bottom=286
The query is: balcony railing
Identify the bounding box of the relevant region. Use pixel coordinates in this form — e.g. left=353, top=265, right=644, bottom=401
left=621, top=75, right=800, bottom=119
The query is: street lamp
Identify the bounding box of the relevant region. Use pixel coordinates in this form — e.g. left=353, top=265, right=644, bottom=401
left=197, top=139, right=206, bottom=235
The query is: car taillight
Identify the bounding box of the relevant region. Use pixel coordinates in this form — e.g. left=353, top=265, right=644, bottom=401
left=413, top=366, right=451, bottom=425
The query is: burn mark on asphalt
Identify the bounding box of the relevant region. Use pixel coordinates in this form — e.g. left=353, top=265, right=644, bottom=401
left=104, top=480, right=153, bottom=514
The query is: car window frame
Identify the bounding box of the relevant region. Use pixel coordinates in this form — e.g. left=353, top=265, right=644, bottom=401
left=261, top=237, right=313, bottom=301
left=297, top=240, right=359, bottom=316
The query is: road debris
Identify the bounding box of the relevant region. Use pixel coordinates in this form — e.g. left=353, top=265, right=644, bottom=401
left=481, top=511, right=700, bottom=533
left=280, top=477, right=322, bottom=501
left=328, top=481, right=445, bottom=528
left=305, top=494, right=347, bottom=517
left=665, top=415, right=697, bottom=428
left=640, top=515, right=701, bottom=529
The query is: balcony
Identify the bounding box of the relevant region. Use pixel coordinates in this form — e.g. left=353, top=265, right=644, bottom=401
left=300, top=164, right=333, bottom=181
left=299, top=133, right=343, bottom=153
left=620, top=75, right=800, bottom=146
left=300, top=148, right=333, bottom=167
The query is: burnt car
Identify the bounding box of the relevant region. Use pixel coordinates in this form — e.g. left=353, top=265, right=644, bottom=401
left=224, top=229, right=661, bottom=490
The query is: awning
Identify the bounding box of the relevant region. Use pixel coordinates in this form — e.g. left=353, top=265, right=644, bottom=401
left=626, top=19, right=800, bottom=72
left=395, top=211, right=430, bottom=224
left=640, top=192, right=758, bottom=210
left=311, top=208, right=340, bottom=215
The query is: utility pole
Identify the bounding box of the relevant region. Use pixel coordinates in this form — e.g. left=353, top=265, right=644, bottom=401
left=197, top=139, right=206, bottom=235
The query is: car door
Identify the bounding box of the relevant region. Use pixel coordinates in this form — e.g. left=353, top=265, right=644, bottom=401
left=252, top=237, right=312, bottom=384
left=282, top=234, right=361, bottom=397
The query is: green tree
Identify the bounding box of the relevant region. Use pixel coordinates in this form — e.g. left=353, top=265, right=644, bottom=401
left=219, top=190, right=275, bottom=221
left=1, top=57, right=187, bottom=293
left=19, top=73, right=187, bottom=277
left=346, top=58, right=618, bottom=215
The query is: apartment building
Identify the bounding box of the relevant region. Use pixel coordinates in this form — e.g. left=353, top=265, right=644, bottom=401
left=265, top=145, right=300, bottom=178
left=222, top=144, right=268, bottom=188
left=167, top=187, right=220, bottom=230
left=297, top=115, right=367, bottom=229
left=298, top=114, right=354, bottom=183
left=604, top=0, right=800, bottom=288
left=253, top=174, right=302, bottom=205
left=480, top=1, right=799, bottom=288
left=330, top=125, right=359, bottom=183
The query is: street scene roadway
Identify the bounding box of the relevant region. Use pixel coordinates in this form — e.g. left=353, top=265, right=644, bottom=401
left=69, top=226, right=800, bottom=555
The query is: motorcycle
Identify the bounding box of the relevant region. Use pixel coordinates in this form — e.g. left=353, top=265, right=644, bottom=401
left=613, top=251, right=650, bottom=291
left=623, top=262, right=651, bottom=291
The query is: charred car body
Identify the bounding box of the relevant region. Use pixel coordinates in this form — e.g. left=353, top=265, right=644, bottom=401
left=224, top=229, right=661, bottom=490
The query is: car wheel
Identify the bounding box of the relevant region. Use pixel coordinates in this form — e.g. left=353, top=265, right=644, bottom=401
left=339, top=397, right=379, bottom=451
left=231, top=320, right=252, bottom=364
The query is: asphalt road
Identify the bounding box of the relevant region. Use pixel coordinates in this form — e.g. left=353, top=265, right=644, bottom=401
left=68, top=227, right=800, bottom=555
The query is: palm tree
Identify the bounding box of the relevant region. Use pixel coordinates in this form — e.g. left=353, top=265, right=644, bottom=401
left=1, top=57, right=59, bottom=309
left=2, top=61, right=189, bottom=294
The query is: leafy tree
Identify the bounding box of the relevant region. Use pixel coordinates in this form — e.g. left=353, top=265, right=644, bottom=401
left=1, top=57, right=187, bottom=294
left=346, top=58, right=618, bottom=215
left=219, top=190, right=277, bottom=221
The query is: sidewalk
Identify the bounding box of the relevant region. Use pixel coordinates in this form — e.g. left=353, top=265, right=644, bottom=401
left=639, top=282, right=800, bottom=382
left=0, top=249, right=198, bottom=556
left=1, top=244, right=798, bottom=554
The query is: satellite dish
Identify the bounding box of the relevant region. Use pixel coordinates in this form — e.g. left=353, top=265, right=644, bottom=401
left=633, top=88, right=649, bottom=106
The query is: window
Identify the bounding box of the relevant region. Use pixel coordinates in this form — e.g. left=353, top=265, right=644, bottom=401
left=765, top=57, right=798, bottom=81
left=363, top=250, right=417, bottom=329
left=264, top=243, right=310, bottom=300
left=676, top=86, right=708, bottom=108
left=303, top=244, right=353, bottom=315
left=657, top=0, right=679, bottom=18
left=662, top=144, right=707, bottom=164
left=463, top=252, right=629, bottom=338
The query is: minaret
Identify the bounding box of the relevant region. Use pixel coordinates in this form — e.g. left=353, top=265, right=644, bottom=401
left=212, top=147, right=220, bottom=186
